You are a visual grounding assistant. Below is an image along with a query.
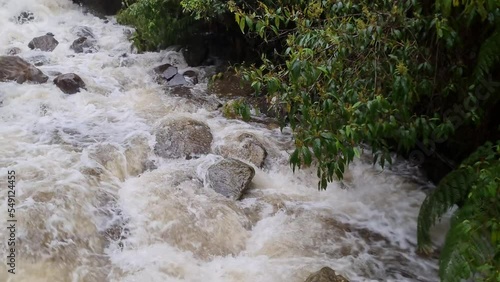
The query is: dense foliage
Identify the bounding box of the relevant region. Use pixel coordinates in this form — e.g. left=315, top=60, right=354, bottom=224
left=418, top=141, right=500, bottom=281
left=118, top=0, right=500, bottom=280
left=117, top=0, right=197, bottom=51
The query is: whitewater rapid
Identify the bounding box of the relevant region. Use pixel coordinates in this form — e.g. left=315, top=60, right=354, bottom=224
left=0, top=1, right=445, bottom=281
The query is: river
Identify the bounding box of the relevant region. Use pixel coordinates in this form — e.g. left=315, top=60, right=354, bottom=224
left=0, top=0, right=445, bottom=281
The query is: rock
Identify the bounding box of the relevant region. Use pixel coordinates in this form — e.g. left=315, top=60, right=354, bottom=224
left=26, top=55, right=49, bottom=66
left=53, top=73, right=86, bottom=94
left=72, top=0, right=122, bottom=15
left=6, top=47, right=21, bottom=56
left=88, top=144, right=127, bottom=181
left=70, top=26, right=95, bottom=39
left=183, top=70, right=198, bottom=85
left=124, top=135, right=151, bottom=176
left=28, top=33, right=59, bottom=52
left=0, top=56, right=48, bottom=84
left=206, top=158, right=255, bottom=200
left=304, top=267, right=349, bottom=282
left=167, top=73, right=187, bottom=86
left=153, top=63, right=178, bottom=81
left=17, top=11, right=34, bottom=24
left=70, top=37, right=98, bottom=53
left=182, top=44, right=208, bottom=67
left=209, top=70, right=253, bottom=98
left=215, top=133, right=267, bottom=168
left=154, top=117, right=213, bottom=159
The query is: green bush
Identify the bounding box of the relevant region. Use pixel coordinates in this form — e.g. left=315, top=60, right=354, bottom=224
left=117, top=0, right=197, bottom=51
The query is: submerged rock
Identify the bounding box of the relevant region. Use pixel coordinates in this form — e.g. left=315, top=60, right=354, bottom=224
left=206, top=158, right=255, bottom=200
left=215, top=133, right=267, bottom=168
left=0, top=56, right=48, bottom=84
left=17, top=11, right=34, bottom=24
left=70, top=37, right=98, bottom=53
left=154, top=117, right=213, bottom=159
left=53, top=73, right=86, bottom=94
left=6, top=47, right=21, bottom=56
left=28, top=33, right=59, bottom=52
left=71, top=26, right=95, bottom=39
left=182, top=70, right=198, bottom=85
left=305, top=267, right=349, bottom=282
left=153, top=63, right=178, bottom=81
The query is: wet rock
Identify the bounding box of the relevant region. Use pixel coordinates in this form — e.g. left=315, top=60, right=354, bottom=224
left=182, top=70, right=198, bottom=85
left=47, top=71, right=62, bottom=77
left=53, top=73, right=86, bottom=94
left=206, top=158, right=255, bottom=200
left=215, top=133, right=267, bottom=168
left=71, top=26, right=95, bottom=39
left=167, top=73, right=187, bottom=86
left=28, top=33, right=59, bottom=52
left=17, top=11, right=34, bottom=24
left=88, top=144, right=127, bottom=181
left=153, top=63, right=177, bottom=81
left=305, top=267, right=349, bottom=282
left=72, top=0, right=122, bottom=15
left=26, top=55, right=50, bottom=66
left=154, top=117, right=213, bottom=159
left=70, top=37, right=98, bottom=53
left=124, top=135, right=151, bottom=176
left=182, top=44, right=208, bottom=67
left=0, top=56, right=48, bottom=84
left=209, top=70, right=253, bottom=98
left=6, top=47, right=21, bottom=56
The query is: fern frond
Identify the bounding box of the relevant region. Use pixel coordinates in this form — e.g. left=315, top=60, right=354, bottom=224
left=417, top=166, right=477, bottom=252
left=474, top=24, right=500, bottom=78
left=438, top=206, right=495, bottom=282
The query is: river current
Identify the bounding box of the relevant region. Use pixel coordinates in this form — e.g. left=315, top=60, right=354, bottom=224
left=0, top=1, right=446, bottom=281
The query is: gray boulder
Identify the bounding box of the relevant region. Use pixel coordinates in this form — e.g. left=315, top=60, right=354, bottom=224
left=28, top=33, right=59, bottom=52
left=70, top=37, right=98, bottom=53
left=215, top=133, right=267, bottom=168
left=53, top=73, right=86, bottom=94
left=206, top=158, right=255, bottom=200
left=167, top=73, right=187, bottom=87
left=154, top=118, right=213, bottom=159
left=0, top=56, right=48, bottom=84
left=153, top=63, right=178, bottom=81
left=304, top=267, right=349, bottom=282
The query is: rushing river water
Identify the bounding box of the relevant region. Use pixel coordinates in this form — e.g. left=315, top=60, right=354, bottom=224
left=0, top=0, right=447, bottom=281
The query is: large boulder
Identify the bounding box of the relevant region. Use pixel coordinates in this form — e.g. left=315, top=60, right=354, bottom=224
left=0, top=56, right=48, bottom=84
left=154, top=117, right=213, bottom=159
left=53, top=73, right=86, bottom=94
left=72, top=0, right=122, bottom=15
left=304, top=267, right=349, bottom=282
left=215, top=133, right=267, bottom=168
left=206, top=158, right=255, bottom=200
left=28, top=33, right=59, bottom=52
left=70, top=37, right=98, bottom=53
left=182, top=43, right=208, bottom=67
